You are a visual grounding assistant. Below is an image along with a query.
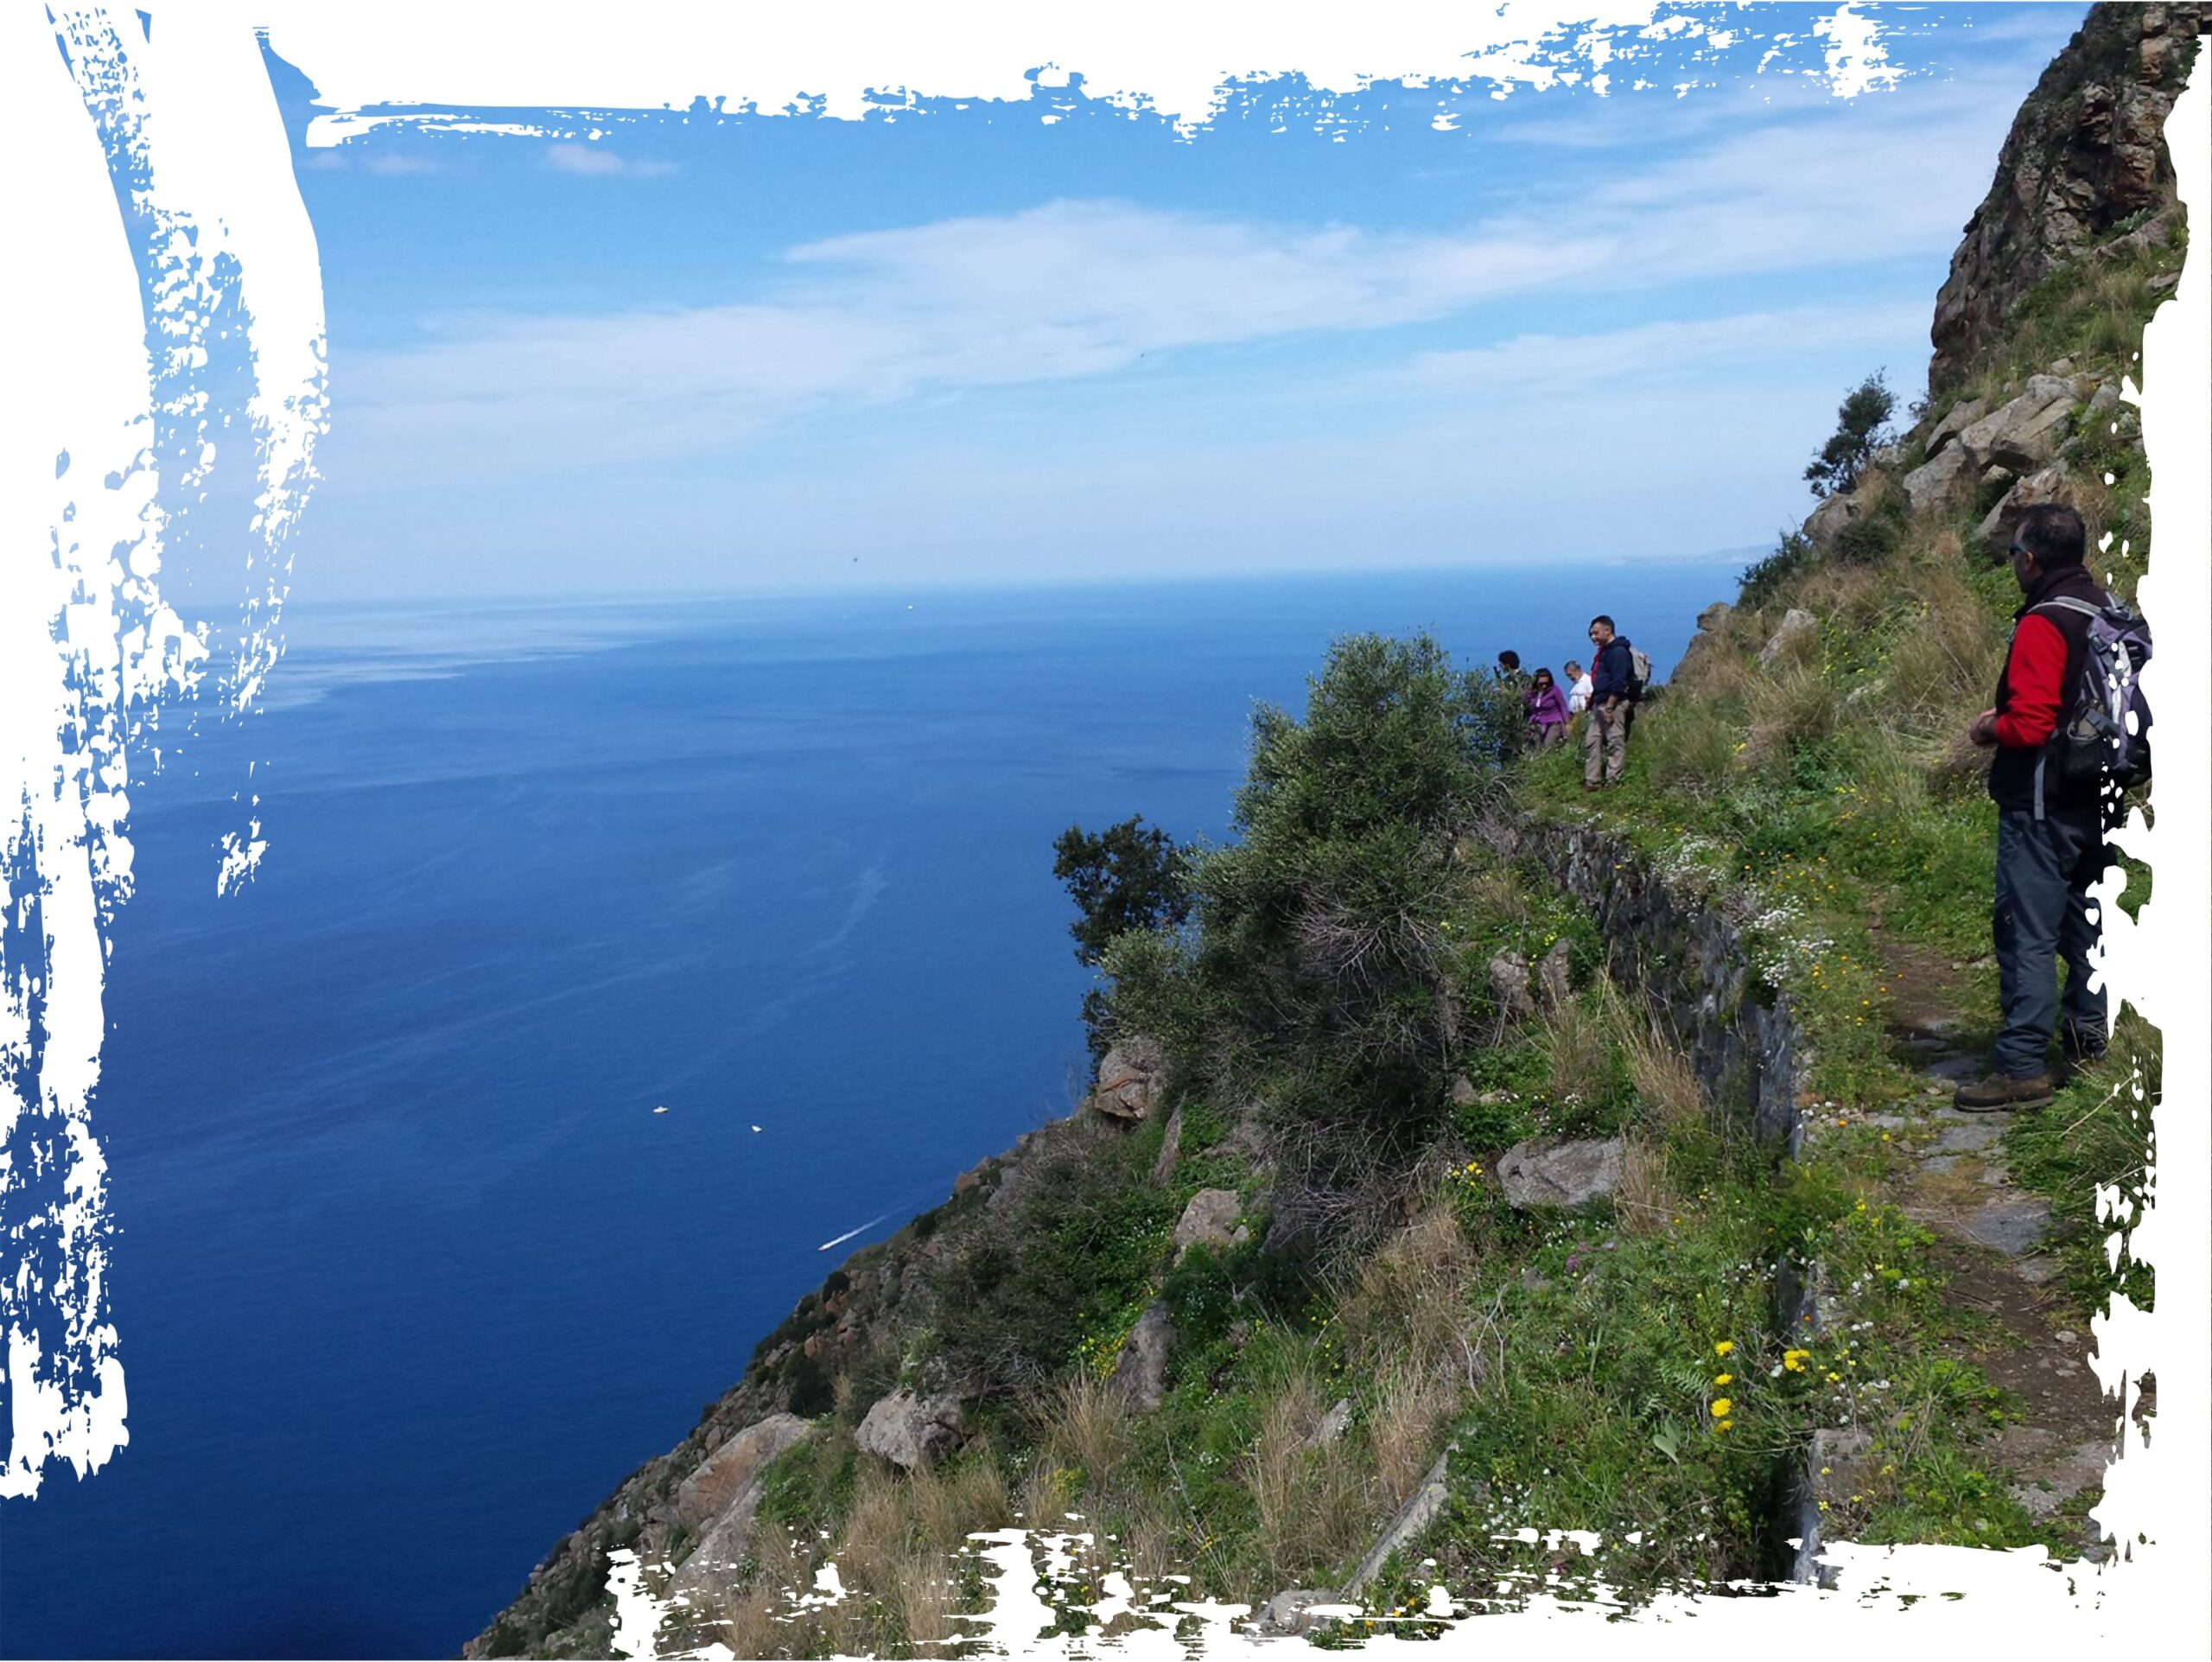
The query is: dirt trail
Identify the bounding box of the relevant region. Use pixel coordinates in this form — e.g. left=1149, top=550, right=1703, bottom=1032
left=1857, top=934, right=2127, bottom=1557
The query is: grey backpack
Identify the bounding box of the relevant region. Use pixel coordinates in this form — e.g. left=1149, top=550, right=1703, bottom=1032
left=1624, top=642, right=1652, bottom=700
left=2033, top=595, right=2152, bottom=812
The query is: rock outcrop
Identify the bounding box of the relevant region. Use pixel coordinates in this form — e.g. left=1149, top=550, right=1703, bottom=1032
left=1110, top=1302, right=1175, bottom=1410
left=1900, top=443, right=1979, bottom=518
left=855, top=1388, right=966, bottom=1470
left=1802, top=487, right=1869, bottom=551
left=1930, top=3, right=2201, bottom=389
left=1977, top=462, right=2082, bottom=554
left=1151, top=1104, right=1184, bottom=1187
left=1173, top=1188, right=1244, bottom=1258
left=1955, top=374, right=2086, bottom=471
left=1923, top=395, right=1989, bottom=458
left=1087, top=1036, right=1166, bottom=1122
left=1495, top=1136, right=1627, bottom=1211
left=663, top=1415, right=815, bottom=1605
left=1535, top=939, right=1574, bottom=1010
left=1486, top=950, right=1535, bottom=1022
left=1756, top=608, right=1818, bottom=670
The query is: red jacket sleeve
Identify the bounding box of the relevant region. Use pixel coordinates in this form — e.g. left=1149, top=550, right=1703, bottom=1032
left=1994, top=614, right=2067, bottom=748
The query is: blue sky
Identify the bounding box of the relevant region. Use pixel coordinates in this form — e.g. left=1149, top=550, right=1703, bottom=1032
left=259, top=3, right=2088, bottom=599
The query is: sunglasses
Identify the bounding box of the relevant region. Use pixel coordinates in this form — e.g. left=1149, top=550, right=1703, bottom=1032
left=2008, top=539, right=2031, bottom=560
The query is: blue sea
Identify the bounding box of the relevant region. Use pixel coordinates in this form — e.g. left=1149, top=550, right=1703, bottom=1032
left=0, top=564, right=1738, bottom=1659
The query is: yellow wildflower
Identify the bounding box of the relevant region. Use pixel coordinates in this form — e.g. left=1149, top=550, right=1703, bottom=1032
left=1783, top=1349, right=1811, bottom=1372
left=1709, top=1398, right=1733, bottom=1419
left=1713, top=1340, right=1734, bottom=1357
left=1713, top=1373, right=1733, bottom=1386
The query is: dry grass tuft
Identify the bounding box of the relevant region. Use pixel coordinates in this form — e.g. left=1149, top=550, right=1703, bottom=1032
left=911, top=1442, right=1011, bottom=1554
left=1613, top=1138, right=1676, bottom=1239
left=1745, top=659, right=1834, bottom=771
left=1665, top=625, right=1756, bottom=704
left=1334, top=1204, right=1473, bottom=1379
left=1366, top=1361, right=1459, bottom=1510
left=836, top=1462, right=914, bottom=1590
left=1641, top=697, right=1744, bottom=797
left=1246, top=1361, right=1369, bottom=1582
left=714, top=1523, right=809, bottom=1660
left=1032, top=1372, right=1131, bottom=1491
left=1116, top=1512, right=1179, bottom=1590
left=1883, top=562, right=2006, bottom=735
left=1015, top=1454, right=1077, bottom=1533
left=1465, top=866, right=1535, bottom=927
left=1795, top=556, right=1893, bottom=639
left=710, top=1446, right=1017, bottom=1660
left=1542, top=999, right=1616, bottom=1111
left=1593, top=978, right=1702, bottom=1130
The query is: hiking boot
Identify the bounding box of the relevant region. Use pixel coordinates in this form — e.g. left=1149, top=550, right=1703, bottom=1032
left=2062, top=1022, right=2109, bottom=1064
left=1953, top=1073, right=2053, bottom=1112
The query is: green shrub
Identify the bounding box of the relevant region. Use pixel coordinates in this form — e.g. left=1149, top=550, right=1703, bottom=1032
left=1097, top=926, right=1210, bottom=1061
left=1229, top=633, right=1496, bottom=850
left=1834, top=496, right=1904, bottom=566
left=1052, top=815, right=1192, bottom=969
left=1805, top=372, right=1896, bottom=500
left=1092, top=633, right=1511, bottom=1205
left=926, top=1121, right=1174, bottom=1392
left=1740, top=530, right=1815, bottom=610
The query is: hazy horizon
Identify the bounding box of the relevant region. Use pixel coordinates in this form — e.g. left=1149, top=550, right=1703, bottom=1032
left=278, top=543, right=1764, bottom=608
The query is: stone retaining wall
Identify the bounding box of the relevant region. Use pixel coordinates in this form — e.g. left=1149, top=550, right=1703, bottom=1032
left=1482, top=814, right=1807, bottom=1153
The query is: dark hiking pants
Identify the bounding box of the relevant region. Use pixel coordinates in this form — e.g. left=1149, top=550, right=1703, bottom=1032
left=1993, top=804, right=2108, bottom=1079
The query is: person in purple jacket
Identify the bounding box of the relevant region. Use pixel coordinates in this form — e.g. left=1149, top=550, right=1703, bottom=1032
left=1524, top=667, right=1570, bottom=751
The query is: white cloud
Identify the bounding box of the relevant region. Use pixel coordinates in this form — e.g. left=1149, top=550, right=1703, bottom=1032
left=326, top=72, right=2023, bottom=489
left=331, top=198, right=1609, bottom=476
left=1397, top=302, right=1930, bottom=394
left=544, top=142, right=676, bottom=176
left=365, top=152, right=444, bottom=175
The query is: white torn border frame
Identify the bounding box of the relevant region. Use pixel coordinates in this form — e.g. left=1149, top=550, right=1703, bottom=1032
left=2, top=2, right=2205, bottom=1655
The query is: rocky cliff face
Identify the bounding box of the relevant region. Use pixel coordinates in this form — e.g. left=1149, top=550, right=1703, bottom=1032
left=1930, top=3, right=2201, bottom=391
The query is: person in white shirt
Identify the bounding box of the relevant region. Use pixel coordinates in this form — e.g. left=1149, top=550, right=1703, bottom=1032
left=1564, top=659, right=1593, bottom=716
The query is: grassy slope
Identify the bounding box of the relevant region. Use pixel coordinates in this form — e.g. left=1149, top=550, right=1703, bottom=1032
left=1497, top=220, right=2177, bottom=1557
left=492, top=192, right=2183, bottom=1662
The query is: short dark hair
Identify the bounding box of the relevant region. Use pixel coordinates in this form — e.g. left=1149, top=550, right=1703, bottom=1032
left=1533, top=667, right=1554, bottom=685
left=1497, top=649, right=1521, bottom=671
left=1589, top=614, right=1614, bottom=632
left=2013, top=504, right=2086, bottom=569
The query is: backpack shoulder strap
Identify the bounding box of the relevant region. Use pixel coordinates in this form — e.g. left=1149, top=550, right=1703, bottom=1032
left=2031, top=597, right=2102, bottom=621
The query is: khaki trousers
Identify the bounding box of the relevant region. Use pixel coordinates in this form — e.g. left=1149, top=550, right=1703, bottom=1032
left=1583, top=704, right=1628, bottom=785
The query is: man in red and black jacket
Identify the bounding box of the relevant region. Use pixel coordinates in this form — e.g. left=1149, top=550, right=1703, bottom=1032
left=1955, top=504, right=2113, bottom=1111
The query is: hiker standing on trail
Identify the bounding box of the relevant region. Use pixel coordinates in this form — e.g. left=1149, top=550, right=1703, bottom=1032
left=1497, top=649, right=1526, bottom=686
left=1955, top=504, right=2130, bottom=1112
left=1564, top=659, right=1592, bottom=716
left=1525, top=668, right=1570, bottom=751
left=1582, top=616, right=1637, bottom=790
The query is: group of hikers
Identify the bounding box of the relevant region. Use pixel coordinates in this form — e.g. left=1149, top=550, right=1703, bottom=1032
left=1495, top=614, right=1642, bottom=790
left=1486, top=505, right=2147, bottom=1112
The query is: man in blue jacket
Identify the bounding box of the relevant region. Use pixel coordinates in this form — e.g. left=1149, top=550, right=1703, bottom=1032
left=1582, top=614, right=1635, bottom=789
